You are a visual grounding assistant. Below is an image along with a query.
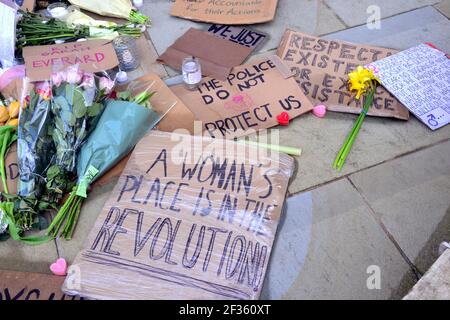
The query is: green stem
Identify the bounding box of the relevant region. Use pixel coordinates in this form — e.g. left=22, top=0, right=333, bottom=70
left=333, top=88, right=375, bottom=171
left=1, top=131, right=11, bottom=194
left=46, top=191, right=76, bottom=236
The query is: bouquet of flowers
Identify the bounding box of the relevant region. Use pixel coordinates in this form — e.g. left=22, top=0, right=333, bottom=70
left=43, top=66, right=113, bottom=207
left=0, top=93, right=22, bottom=194
left=47, top=80, right=174, bottom=239
left=0, top=79, right=55, bottom=244
left=16, top=10, right=142, bottom=49
left=68, top=0, right=150, bottom=25
left=333, top=66, right=380, bottom=170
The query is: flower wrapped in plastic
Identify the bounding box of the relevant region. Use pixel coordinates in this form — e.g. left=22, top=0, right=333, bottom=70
left=47, top=79, right=176, bottom=239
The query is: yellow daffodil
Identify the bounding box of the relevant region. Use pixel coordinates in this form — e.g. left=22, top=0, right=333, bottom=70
left=348, top=66, right=380, bottom=99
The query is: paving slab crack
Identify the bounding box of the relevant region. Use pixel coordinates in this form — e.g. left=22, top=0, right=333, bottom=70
left=291, top=137, right=450, bottom=196
left=346, top=176, right=423, bottom=280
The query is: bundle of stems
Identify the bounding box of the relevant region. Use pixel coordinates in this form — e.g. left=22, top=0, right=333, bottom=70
left=333, top=88, right=375, bottom=171
left=16, top=11, right=142, bottom=49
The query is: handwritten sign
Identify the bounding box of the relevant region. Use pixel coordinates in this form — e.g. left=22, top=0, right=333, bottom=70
left=170, top=0, right=279, bottom=25
left=0, top=270, right=81, bottom=300
left=368, top=44, right=450, bottom=130
left=0, top=143, right=18, bottom=194
left=171, top=56, right=314, bottom=139
left=63, top=131, right=293, bottom=300
left=23, top=40, right=119, bottom=81
left=277, top=29, right=410, bottom=120
left=206, top=24, right=268, bottom=50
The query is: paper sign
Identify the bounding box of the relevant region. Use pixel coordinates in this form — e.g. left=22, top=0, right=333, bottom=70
left=158, top=28, right=253, bottom=81
left=206, top=24, right=268, bottom=51
left=170, top=0, right=279, bottom=25
left=277, top=29, right=410, bottom=120
left=171, top=56, right=314, bottom=139
left=62, top=130, right=293, bottom=300
left=368, top=44, right=450, bottom=130
left=0, top=0, right=17, bottom=69
left=0, top=270, right=81, bottom=300
left=23, top=40, right=119, bottom=81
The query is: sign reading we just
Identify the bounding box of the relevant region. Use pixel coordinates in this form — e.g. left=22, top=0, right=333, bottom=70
left=23, top=39, right=119, bottom=81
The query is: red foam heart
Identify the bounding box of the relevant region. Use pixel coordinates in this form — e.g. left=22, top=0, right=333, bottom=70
left=277, top=112, right=290, bottom=126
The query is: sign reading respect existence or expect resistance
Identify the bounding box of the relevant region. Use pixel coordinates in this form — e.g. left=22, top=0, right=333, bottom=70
left=277, top=30, right=410, bottom=120
left=63, top=131, right=294, bottom=300
left=171, top=56, right=314, bottom=139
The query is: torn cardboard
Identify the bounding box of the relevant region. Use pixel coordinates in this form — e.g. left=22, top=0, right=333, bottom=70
left=63, top=130, right=294, bottom=300
left=23, top=40, right=119, bottom=81
left=158, top=28, right=253, bottom=81
left=171, top=56, right=314, bottom=139
left=277, top=29, right=410, bottom=120
left=0, top=270, right=81, bottom=300
left=171, top=0, right=279, bottom=25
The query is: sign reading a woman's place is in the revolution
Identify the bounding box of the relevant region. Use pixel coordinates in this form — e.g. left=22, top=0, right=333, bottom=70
left=63, top=131, right=293, bottom=300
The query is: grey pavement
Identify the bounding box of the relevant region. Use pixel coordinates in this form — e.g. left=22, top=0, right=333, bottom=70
left=1, top=0, right=449, bottom=300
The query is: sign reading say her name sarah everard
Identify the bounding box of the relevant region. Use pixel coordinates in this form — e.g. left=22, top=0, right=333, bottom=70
left=63, top=131, right=293, bottom=300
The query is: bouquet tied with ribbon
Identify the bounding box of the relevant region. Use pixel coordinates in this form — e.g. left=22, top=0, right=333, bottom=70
left=44, top=65, right=113, bottom=238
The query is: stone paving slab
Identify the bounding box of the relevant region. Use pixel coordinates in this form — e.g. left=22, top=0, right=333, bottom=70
left=0, top=214, right=58, bottom=274
left=349, top=140, right=450, bottom=274
left=325, top=0, right=440, bottom=27
left=435, top=0, right=450, bottom=18
left=261, top=178, right=416, bottom=299
left=142, top=0, right=348, bottom=58
left=54, top=180, right=117, bottom=264
left=323, top=6, right=450, bottom=53
left=243, top=5, right=450, bottom=195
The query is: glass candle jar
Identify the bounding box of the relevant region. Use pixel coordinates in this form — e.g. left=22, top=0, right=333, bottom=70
left=47, top=2, right=69, bottom=19
left=112, top=36, right=140, bottom=71
left=182, top=57, right=202, bottom=91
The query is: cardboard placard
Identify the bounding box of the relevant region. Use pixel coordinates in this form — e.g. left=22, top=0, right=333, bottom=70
left=171, top=56, right=314, bottom=139
left=368, top=44, right=450, bottom=130
left=170, top=0, right=279, bottom=25
left=277, top=29, right=410, bottom=120
left=23, top=40, right=119, bottom=81
left=0, top=143, right=18, bottom=194
left=206, top=24, right=268, bottom=50
left=63, top=130, right=293, bottom=300
left=0, top=270, right=81, bottom=300
left=158, top=28, right=253, bottom=81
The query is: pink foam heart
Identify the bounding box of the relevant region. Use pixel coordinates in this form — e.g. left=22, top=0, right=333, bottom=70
left=313, top=105, right=327, bottom=118
left=50, top=258, right=68, bottom=276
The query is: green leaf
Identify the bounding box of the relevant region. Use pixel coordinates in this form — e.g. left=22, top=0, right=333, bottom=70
left=88, top=102, right=102, bottom=117
left=47, top=165, right=60, bottom=180
left=73, top=90, right=87, bottom=118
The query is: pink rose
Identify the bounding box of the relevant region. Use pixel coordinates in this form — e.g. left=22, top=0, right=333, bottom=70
left=51, top=72, right=64, bottom=87
left=99, top=77, right=115, bottom=94
left=65, top=66, right=83, bottom=84
left=81, top=73, right=95, bottom=89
